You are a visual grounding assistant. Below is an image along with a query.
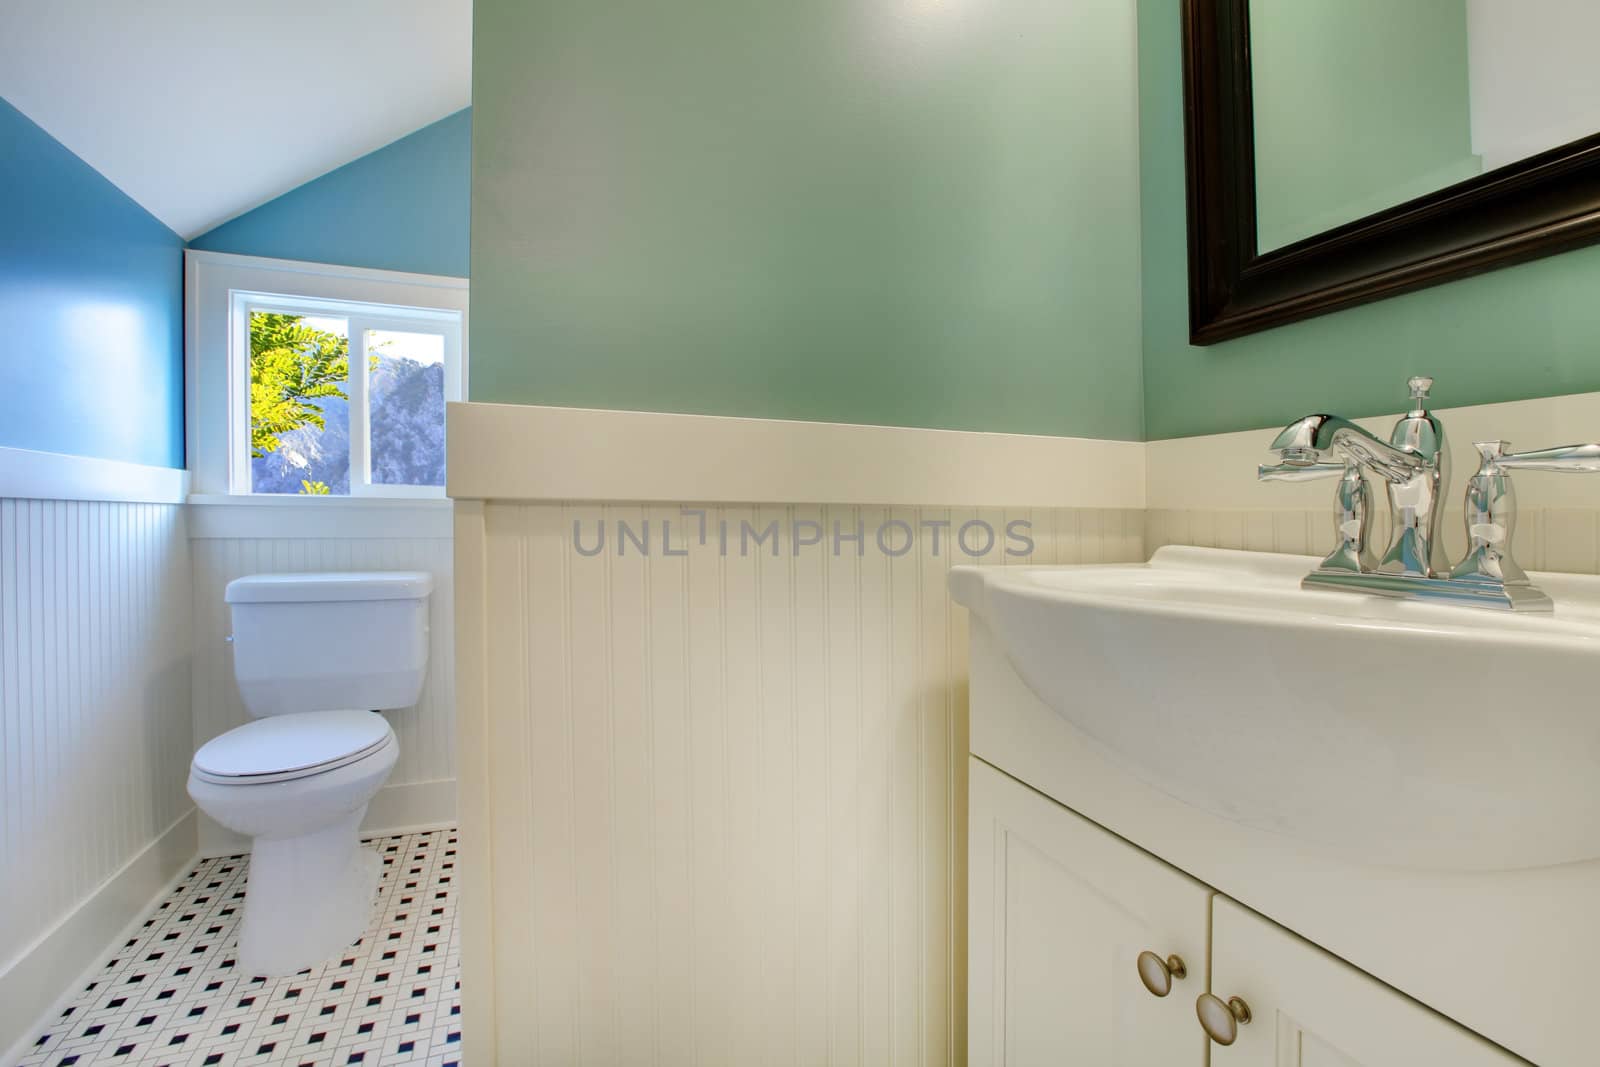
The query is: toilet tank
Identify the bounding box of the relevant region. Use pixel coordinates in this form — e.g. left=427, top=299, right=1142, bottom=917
left=225, top=572, right=433, bottom=718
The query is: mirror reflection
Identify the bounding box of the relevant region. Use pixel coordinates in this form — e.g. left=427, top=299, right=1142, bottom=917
left=1250, top=0, right=1600, bottom=252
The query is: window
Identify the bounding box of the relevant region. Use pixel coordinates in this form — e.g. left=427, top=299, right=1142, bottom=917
left=186, top=251, right=468, bottom=501
left=234, top=293, right=461, bottom=497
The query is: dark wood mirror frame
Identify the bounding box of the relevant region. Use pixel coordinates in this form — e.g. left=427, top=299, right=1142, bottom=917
left=1182, top=0, right=1600, bottom=345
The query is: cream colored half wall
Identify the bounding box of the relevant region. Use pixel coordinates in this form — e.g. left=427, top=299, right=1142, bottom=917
left=449, top=400, right=1147, bottom=1065
left=1148, top=388, right=1600, bottom=573
left=457, top=501, right=1141, bottom=1066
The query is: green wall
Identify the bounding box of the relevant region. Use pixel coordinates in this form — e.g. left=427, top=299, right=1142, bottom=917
left=1250, top=0, right=1479, bottom=251
left=470, top=0, right=1145, bottom=440
left=1139, top=0, right=1600, bottom=441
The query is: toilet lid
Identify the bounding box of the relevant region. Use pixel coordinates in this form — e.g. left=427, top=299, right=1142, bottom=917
left=193, top=709, right=393, bottom=784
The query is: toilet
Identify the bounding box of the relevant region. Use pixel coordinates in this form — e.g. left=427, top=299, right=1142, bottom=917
left=187, top=571, right=432, bottom=976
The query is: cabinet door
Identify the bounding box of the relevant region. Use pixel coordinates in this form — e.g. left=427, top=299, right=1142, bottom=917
left=969, top=757, right=1212, bottom=1067
left=1208, top=896, right=1528, bottom=1066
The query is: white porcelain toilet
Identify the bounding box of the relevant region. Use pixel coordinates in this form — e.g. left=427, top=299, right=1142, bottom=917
left=187, top=571, right=432, bottom=976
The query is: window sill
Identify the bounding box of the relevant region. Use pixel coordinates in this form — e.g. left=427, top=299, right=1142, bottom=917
left=187, top=493, right=450, bottom=508
left=187, top=494, right=454, bottom=540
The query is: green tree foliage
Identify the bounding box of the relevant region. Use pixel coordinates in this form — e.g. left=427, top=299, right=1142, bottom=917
left=249, top=313, right=349, bottom=458
left=299, top=480, right=332, bottom=495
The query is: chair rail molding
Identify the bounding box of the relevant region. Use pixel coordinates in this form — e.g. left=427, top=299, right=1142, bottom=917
left=0, top=446, right=189, bottom=505
left=1147, top=387, right=1600, bottom=513
left=446, top=402, right=1145, bottom=508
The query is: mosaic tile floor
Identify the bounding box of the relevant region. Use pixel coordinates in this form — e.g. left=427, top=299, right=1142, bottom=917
left=16, top=829, right=461, bottom=1067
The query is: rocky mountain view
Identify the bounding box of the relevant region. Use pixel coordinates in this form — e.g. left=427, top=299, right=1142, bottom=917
left=251, top=355, right=446, bottom=494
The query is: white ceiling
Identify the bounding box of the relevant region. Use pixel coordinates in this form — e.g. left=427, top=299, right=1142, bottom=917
left=0, top=0, right=472, bottom=238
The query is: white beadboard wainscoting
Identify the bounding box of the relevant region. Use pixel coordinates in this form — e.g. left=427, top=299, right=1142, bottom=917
left=1146, top=505, right=1600, bottom=575
left=187, top=500, right=457, bottom=854
left=449, top=401, right=1147, bottom=1066
left=0, top=493, right=194, bottom=1060
left=465, top=502, right=1142, bottom=1065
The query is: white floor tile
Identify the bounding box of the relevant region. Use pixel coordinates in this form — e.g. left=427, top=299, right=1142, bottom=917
left=16, top=830, right=462, bottom=1067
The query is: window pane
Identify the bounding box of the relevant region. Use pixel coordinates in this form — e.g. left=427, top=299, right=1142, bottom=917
left=248, top=311, right=352, bottom=495
left=367, top=329, right=447, bottom=487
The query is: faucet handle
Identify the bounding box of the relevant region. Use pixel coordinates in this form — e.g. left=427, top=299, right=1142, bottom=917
left=1407, top=375, right=1434, bottom=401
left=1476, top=440, right=1600, bottom=474
left=1259, top=459, right=1373, bottom=574
left=1451, top=440, right=1600, bottom=594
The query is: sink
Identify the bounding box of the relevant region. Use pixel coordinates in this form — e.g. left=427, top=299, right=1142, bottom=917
left=951, top=546, right=1600, bottom=872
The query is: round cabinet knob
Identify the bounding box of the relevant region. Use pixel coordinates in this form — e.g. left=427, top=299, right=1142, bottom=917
left=1195, top=993, right=1252, bottom=1045
left=1135, top=951, right=1187, bottom=997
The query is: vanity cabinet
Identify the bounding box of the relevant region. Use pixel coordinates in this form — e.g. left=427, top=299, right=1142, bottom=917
left=970, top=757, right=1526, bottom=1067
left=1208, top=896, right=1522, bottom=1067
left=968, top=758, right=1213, bottom=1066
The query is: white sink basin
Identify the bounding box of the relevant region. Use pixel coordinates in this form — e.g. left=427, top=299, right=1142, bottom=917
left=951, top=546, right=1600, bottom=871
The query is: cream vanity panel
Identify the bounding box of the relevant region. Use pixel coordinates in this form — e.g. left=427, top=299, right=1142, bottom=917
left=969, top=758, right=1212, bottom=1066
left=971, top=754, right=1529, bottom=1067
left=1208, top=897, right=1524, bottom=1066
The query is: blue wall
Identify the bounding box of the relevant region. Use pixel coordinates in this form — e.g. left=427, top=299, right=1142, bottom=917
left=189, top=109, right=471, bottom=278
left=0, top=97, right=185, bottom=468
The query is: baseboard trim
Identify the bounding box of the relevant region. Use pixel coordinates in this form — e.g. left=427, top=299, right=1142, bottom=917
left=364, top=779, right=457, bottom=835
left=0, top=810, right=199, bottom=1064
left=196, top=779, right=458, bottom=858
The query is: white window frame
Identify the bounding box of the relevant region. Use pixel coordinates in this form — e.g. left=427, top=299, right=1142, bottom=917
left=186, top=250, right=469, bottom=502
left=230, top=291, right=462, bottom=498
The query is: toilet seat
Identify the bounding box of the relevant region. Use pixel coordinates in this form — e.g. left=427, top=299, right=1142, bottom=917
left=192, top=709, right=393, bottom=785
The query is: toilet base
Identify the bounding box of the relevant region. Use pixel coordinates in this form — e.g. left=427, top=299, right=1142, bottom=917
left=237, top=806, right=380, bottom=976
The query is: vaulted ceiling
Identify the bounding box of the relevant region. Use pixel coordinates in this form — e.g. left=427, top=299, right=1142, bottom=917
left=0, top=0, right=472, bottom=237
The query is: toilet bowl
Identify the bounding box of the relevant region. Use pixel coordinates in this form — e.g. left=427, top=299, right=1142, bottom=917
left=187, top=570, right=432, bottom=977
left=189, top=709, right=400, bottom=975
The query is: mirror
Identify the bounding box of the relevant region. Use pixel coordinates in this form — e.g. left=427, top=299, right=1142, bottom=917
left=1251, top=0, right=1600, bottom=253
left=1182, top=0, right=1600, bottom=343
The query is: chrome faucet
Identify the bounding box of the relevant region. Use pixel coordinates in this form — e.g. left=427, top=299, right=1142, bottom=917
left=1265, top=377, right=1449, bottom=578
left=1258, top=376, right=1600, bottom=611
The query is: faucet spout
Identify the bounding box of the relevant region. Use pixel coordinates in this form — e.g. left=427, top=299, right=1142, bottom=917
left=1269, top=415, right=1431, bottom=484
left=1266, top=379, right=1451, bottom=580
